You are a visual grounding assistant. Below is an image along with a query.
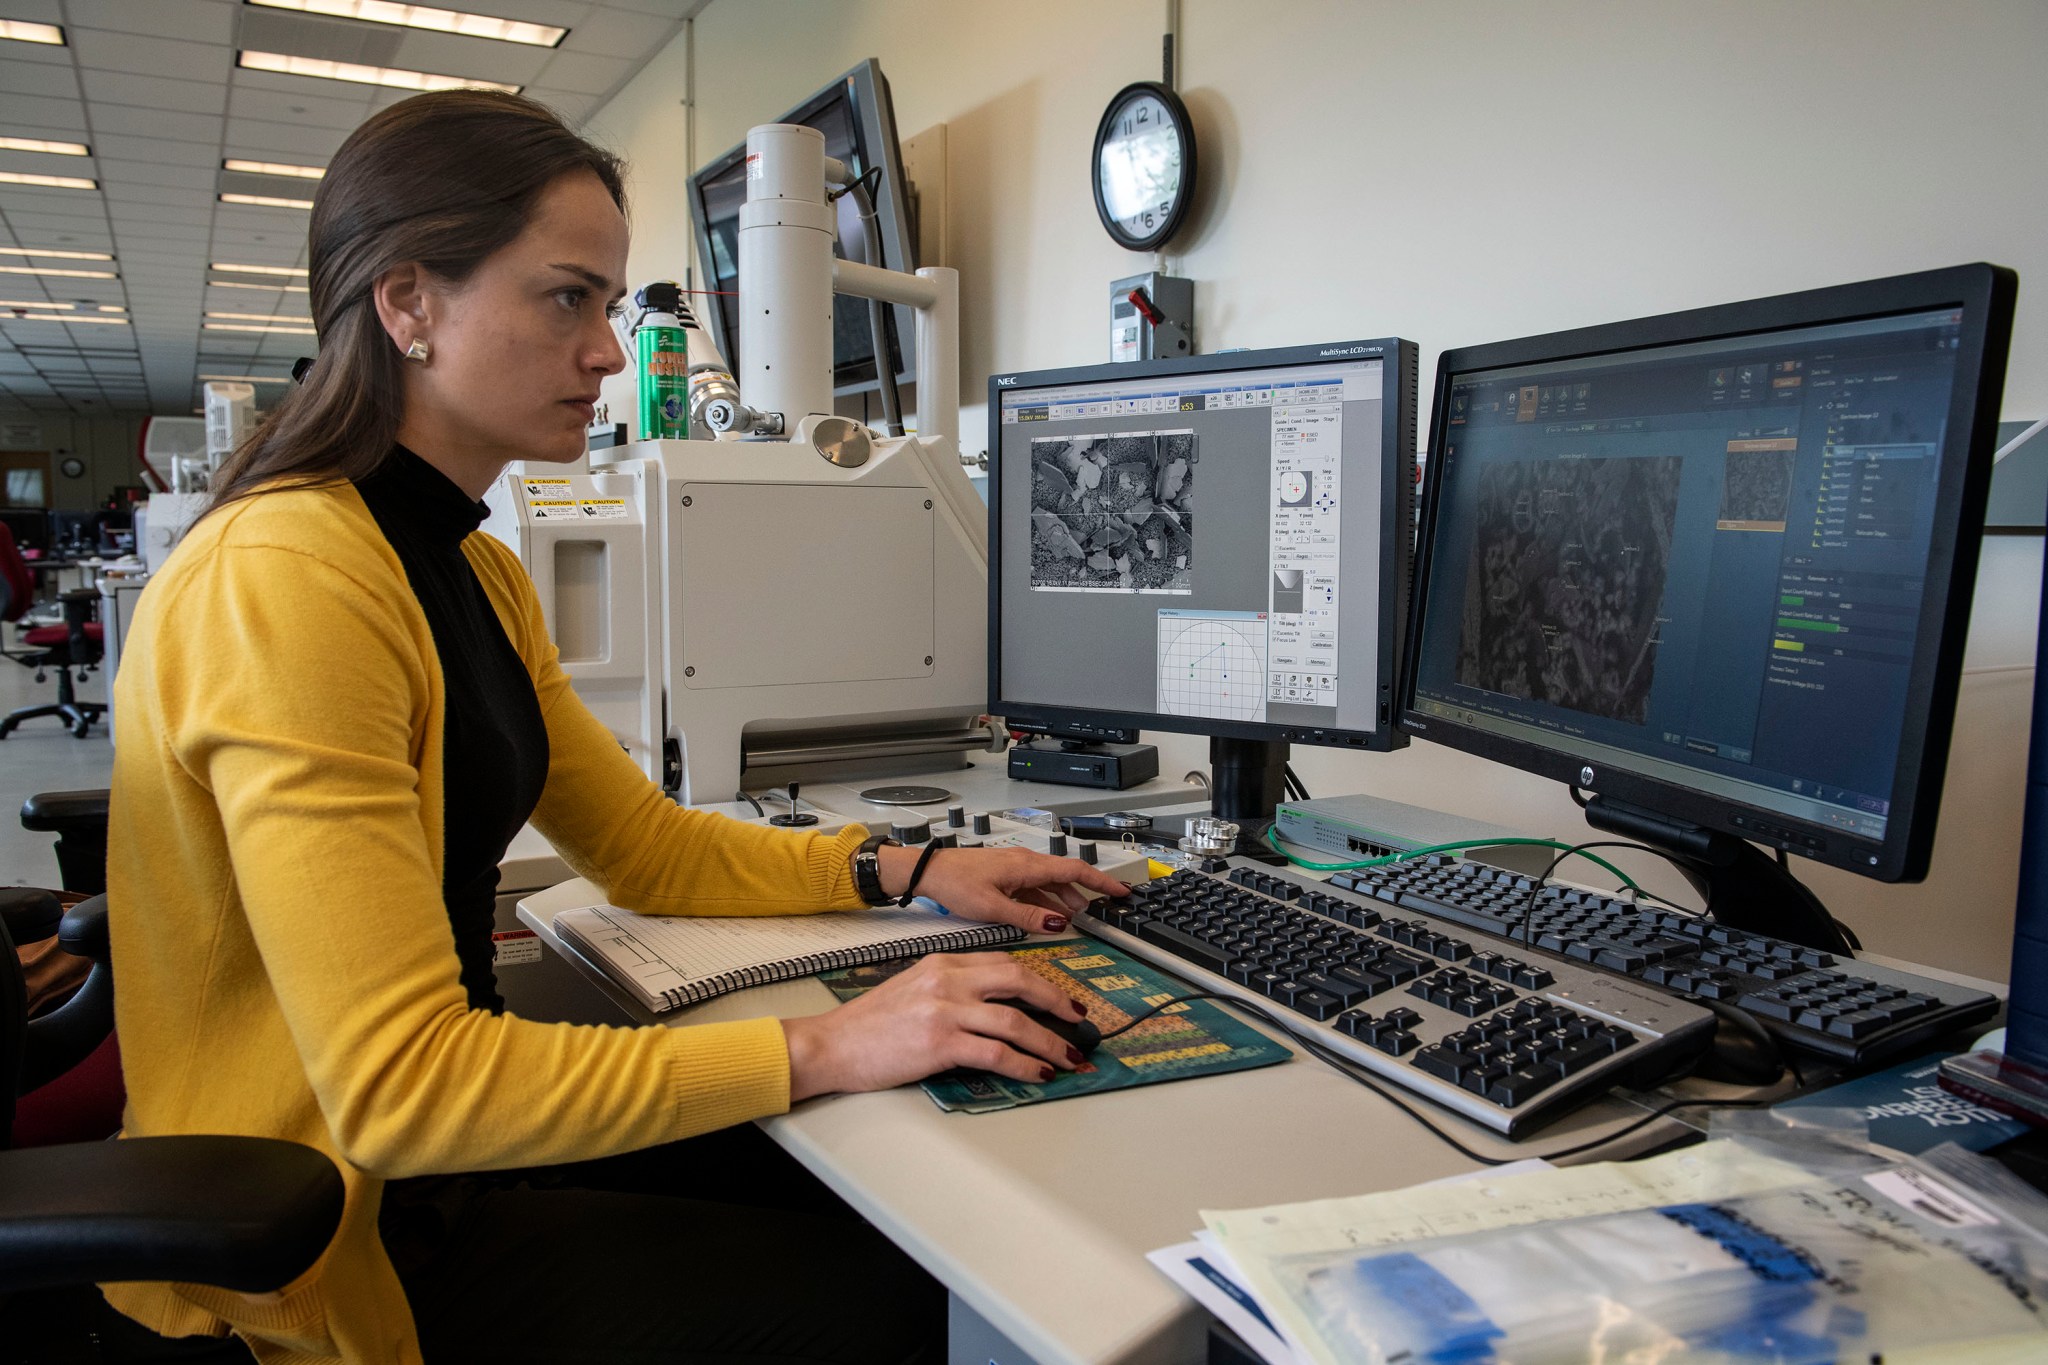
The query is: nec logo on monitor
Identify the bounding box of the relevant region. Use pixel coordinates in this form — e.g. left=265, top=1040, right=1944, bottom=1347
left=995, top=376, right=1019, bottom=386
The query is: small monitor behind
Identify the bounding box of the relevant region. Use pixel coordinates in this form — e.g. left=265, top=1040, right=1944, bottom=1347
left=989, top=340, right=1419, bottom=846
left=1401, top=264, right=2017, bottom=950
left=687, top=58, right=917, bottom=399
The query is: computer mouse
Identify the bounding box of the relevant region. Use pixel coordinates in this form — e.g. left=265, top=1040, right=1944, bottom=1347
left=992, top=997, right=1102, bottom=1058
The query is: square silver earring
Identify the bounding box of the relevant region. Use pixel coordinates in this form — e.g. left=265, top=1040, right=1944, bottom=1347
left=405, top=338, right=430, bottom=362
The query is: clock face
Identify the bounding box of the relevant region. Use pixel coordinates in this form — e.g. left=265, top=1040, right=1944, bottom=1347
left=1092, top=82, right=1196, bottom=251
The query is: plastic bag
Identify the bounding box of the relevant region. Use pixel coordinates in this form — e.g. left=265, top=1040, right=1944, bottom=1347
left=1275, top=1140, right=2048, bottom=1364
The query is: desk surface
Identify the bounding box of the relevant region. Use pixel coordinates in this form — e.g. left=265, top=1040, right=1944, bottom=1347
left=518, top=879, right=1749, bottom=1365
left=508, top=762, right=2003, bottom=1365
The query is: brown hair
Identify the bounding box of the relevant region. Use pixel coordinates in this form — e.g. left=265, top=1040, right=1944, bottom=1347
left=203, top=90, right=626, bottom=514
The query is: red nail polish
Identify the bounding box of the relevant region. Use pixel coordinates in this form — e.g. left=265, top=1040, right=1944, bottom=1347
left=1071, top=1001, right=1089, bottom=1020
left=1038, top=1065, right=1055, bottom=1082
left=1043, top=915, right=1068, bottom=933
left=1066, top=1045, right=1084, bottom=1065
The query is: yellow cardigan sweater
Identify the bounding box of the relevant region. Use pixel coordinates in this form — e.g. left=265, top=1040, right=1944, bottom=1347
left=105, top=482, right=868, bottom=1363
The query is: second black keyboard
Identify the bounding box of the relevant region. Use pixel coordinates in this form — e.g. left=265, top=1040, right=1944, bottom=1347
left=1316, top=853, right=1998, bottom=1065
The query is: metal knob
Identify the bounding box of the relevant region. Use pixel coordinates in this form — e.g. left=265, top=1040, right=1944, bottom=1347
left=891, top=817, right=931, bottom=845
left=1079, top=843, right=1098, bottom=865
left=971, top=812, right=991, bottom=836
left=946, top=805, right=966, bottom=828
left=1048, top=833, right=1068, bottom=857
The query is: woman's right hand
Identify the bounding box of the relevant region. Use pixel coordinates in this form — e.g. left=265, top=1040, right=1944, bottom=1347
left=780, top=954, right=1093, bottom=1101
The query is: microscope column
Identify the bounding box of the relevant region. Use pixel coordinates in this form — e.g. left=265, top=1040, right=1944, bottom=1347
left=738, top=122, right=836, bottom=434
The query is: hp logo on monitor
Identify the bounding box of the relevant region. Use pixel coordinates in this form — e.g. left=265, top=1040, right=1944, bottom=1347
left=1579, top=765, right=1596, bottom=788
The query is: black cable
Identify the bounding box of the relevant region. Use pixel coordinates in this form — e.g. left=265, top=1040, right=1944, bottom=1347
left=734, top=790, right=765, bottom=817
left=1283, top=764, right=1310, bottom=802
left=1097, top=989, right=1777, bottom=1166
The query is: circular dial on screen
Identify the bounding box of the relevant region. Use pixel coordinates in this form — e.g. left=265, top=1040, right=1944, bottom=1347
left=1278, top=471, right=1309, bottom=504
left=1091, top=81, right=1197, bottom=252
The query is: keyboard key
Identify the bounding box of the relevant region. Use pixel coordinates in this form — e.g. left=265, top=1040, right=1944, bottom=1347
left=1133, top=921, right=1231, bottom=974
left=1290, top=988, right=1341, bottom=1021
left=1511, top=965, right=1554, bottom=990
left=1384, top=1007, right=1422, bottom=1030
left=1374, top=1029, right=1419, bottom=1056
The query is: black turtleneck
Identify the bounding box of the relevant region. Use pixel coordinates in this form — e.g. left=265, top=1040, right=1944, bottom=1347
left=355, top=446, right=548, bottom=1013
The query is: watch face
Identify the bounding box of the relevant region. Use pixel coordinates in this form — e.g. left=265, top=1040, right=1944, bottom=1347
left=1095, top=84, right=1191, bottom=249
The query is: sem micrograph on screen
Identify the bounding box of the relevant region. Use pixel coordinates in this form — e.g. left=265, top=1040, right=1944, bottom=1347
left=1028, top=432, right=1195, bottom=593
left=1719, top=446, right=1797, bottom=531
left=1457, top=455, right=1681, bottom=725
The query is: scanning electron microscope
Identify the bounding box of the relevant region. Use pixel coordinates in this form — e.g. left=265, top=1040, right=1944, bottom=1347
left=482, top=122, right=993, bottom=806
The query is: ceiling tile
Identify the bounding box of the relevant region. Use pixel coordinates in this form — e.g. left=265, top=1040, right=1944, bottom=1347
left=229, top=83, right=374, bottom=132
left=81, top=70, right=229, bottom=118
left=0, top=93, right=89, bottom=133
left=0, top=57, right=80, bottom=99
left=560, top=7, right=675, bottom=60
left=65, top=0, right=236, bottom=45
left=107, top=202, right=212, bottom=226
left=525, top=88, right=596, bottom=125
left=602, top=0, right=710, bottom=18
left=70, top=29, right=233, bottom=83
left=223, top=116, right=348, bottom=158
left=0, top=186, right=105, bottom=215
left=84, top=104, right=226, bottom=145
left=98, top=158, right=217, bottom=192
left=104, top=186, right=212, bottom=210
left=529, top=50, right=631, bottom=96
left=92, top=134, right=221, bottom=169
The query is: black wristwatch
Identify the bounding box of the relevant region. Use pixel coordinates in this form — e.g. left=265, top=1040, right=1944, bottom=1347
left=852, top=833, right=900, bottom=907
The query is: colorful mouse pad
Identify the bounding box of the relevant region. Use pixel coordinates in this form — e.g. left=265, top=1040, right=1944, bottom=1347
left=818, top=938, right=1291, bottom=1113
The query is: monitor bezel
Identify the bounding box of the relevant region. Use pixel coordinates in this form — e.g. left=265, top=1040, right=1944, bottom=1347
left=988, top=338, right=1419, bottom=754
left=1398, top=263, right=2017, bottom=883
left=684, top=58, right=918, bottom=398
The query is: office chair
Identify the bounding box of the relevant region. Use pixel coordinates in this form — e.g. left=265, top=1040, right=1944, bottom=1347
left=0, top=523, right=107, bottom=741
left=0, top=795, right=346, bottom=1361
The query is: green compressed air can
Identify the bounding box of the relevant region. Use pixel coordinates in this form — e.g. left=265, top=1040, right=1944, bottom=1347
left=634, top=280, right=689, bottom=441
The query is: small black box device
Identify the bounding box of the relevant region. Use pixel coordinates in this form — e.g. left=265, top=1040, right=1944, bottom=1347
left=1007, top=740, right=1159, bottom=790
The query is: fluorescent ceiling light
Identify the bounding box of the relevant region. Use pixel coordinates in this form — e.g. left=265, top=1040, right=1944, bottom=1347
left=224, top=157, right=325, bottom=179
left=97, top=305, right=125, bottom=312
left=238, top=50, right=520, bottom=95
left=199, top=372, right=295, bottom=384
left=0, top=20, right=64, bottom=45
left=0, top=136, right=89, bottom=156
left=207, top=310, right=313, bottom=323
left=219, top=192, right=315, bottom=210
left=0, top=247, right=113, bottom=261
left=210, top=278, right=311, bottom=293
left=0, top=170, right=98, bottom=190
left=0, top=312, right=128, bottom=324
left=0, top=264, right=117, bottom=279
left=0, top=298, right=73, bottom=310
left=211, top=262, right=308, bottom=277
left=204, top=321, right=318, bottom=335
left=245, top=0, right=565, bottom=47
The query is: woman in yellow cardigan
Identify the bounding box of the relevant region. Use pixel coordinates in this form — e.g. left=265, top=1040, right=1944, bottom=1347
left=106, top=90, right=1128, bottom=1364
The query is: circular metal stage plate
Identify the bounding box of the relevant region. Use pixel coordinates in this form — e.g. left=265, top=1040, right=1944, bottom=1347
left=857, top=784, right=955, bottom=806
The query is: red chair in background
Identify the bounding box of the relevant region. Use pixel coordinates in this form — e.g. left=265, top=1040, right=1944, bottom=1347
left=0, top=523, right=105, bottom=741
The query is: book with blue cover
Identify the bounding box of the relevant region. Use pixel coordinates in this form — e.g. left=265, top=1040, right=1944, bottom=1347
left=1776, top=1052, right=2029, bottom=1154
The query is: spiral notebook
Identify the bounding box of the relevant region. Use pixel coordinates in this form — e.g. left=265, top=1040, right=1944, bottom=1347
left=552, top=901, right=1024, bottom=1013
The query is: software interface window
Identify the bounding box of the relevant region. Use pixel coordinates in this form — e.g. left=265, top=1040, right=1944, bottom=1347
left=997, top=359, right=1387, bottom=733
left=1410, top=308, right=1968, bottom=847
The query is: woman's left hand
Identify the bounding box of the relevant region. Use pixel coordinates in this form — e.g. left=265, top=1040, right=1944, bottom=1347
left=874, top=843, right=1131, bottom=934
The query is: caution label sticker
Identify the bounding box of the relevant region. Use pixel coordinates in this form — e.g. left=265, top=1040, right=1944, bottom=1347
left=528, top=499, right=580, bottom=520
left=577, top=498, right=629, bottom=519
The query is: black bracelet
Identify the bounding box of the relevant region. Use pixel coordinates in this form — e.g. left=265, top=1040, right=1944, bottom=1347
left=896, top=840, right=944, bottom=908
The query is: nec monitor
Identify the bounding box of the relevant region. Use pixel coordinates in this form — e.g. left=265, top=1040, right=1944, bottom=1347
left=686, top=58, right=917, bottom=399
left=1401, top=264, right=2016, bottom=948
left=990, top=339, right=1419, bottom=832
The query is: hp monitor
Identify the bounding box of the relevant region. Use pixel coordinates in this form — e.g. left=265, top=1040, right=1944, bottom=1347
left=990, top=339, right=1419, bottom=842
left=1401, top=264, right=2017, bottom=950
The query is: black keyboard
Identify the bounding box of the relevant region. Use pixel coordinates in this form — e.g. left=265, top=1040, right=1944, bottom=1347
left=1320, top=853, right=1999, bottom=1065
left=1084, top=864, right=1717, bottom=1137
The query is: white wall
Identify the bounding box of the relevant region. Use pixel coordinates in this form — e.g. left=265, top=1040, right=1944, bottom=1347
left=585, top=0, right=2048, bottom=979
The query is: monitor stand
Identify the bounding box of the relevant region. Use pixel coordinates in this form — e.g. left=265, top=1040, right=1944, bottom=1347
left=1583, top=795, right=1853, bottom=955
left=1211, top=736, right=1289, bottom=865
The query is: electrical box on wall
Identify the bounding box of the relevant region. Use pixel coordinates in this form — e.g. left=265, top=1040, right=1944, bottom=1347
left=1110, top=272, right=1193, bottom=363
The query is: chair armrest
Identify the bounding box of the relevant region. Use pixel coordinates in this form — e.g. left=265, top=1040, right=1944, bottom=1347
left=0, top=887, right=62, bottom=946
left=0, top=1136, right=344, bottom=1294
left=19, top=895, right=113, bottom=1094
left=19, top=789, right=110, bottom=834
